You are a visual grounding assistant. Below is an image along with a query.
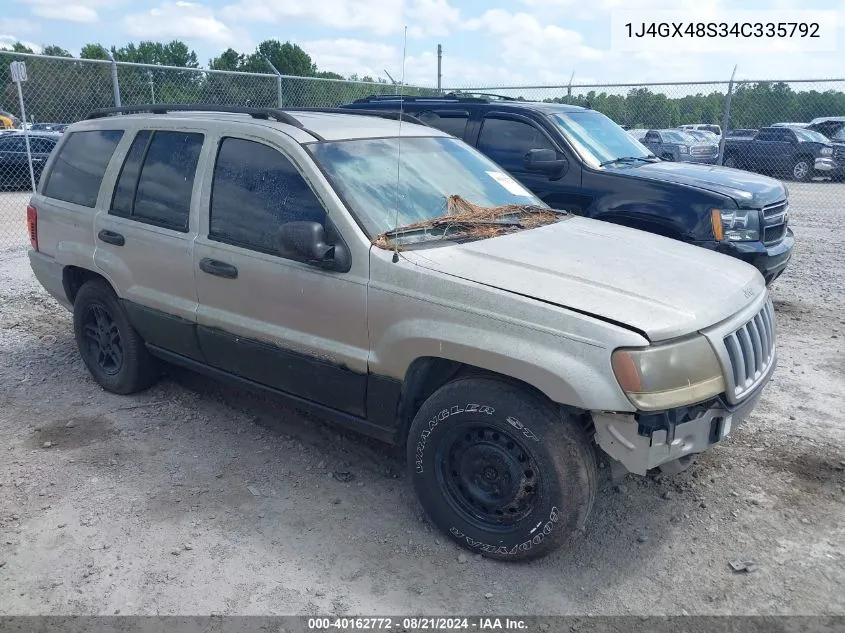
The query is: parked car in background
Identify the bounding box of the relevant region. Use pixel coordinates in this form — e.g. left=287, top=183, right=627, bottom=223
left=27, top=104, right=779, bottom=561
left=771, top=122, right=809, bottom=128
left=641, top=129, right=719, bottom=164
left=0, top=110, right=18, bottom=130
left=726, top=129, right=758, bottom=138
left=683, top=129, right=720, bottom=143
left=627, top=128, right=648, bottom=141
left=723, top=126, right=836, bottom=181
left=0, top=131, right=60, bottom=189
left=343, top=94, right=794, bottom=284
left=806, top=117, right=845, bottom=180
left=680, top=123, right=722, bottom=136
left=30, top=122, right=69, bottom=133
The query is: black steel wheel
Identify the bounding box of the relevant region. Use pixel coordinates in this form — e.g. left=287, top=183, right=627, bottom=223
left=73, top=279, right=158, bottom=394
left=80, top=303, right=124, bottom=376
left=408, top=376, right=596, bottom=561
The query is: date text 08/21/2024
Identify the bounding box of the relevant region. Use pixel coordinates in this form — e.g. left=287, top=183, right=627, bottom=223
left=307, top=617, right=530, bottom=630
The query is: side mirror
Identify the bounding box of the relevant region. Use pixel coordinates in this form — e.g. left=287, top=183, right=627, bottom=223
left=524, top=148, right=568, bottom=179
left=278, top=221, right=350, bottom=273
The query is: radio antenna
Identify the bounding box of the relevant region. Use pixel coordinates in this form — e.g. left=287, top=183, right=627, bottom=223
left=391, top=26, right=408, bottom=264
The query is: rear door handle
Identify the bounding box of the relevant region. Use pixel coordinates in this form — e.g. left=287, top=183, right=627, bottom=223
left=199, top=258, right=238, bottom=279
left=98, top=229, right=125, bottom=246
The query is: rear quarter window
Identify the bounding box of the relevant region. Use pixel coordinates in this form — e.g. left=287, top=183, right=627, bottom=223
left=42, top=130, right=123, bottom=207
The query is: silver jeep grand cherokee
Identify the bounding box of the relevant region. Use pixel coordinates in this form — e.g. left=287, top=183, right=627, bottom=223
left=27, top=105, right=776, bottom=560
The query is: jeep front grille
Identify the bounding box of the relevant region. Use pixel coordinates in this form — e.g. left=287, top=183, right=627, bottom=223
left=724, top=300, right=776, bottom=400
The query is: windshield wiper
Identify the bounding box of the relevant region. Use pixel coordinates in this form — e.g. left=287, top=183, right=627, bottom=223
left=600, top=156, right=659, bottom=167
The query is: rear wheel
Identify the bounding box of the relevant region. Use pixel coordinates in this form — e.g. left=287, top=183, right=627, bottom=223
left=73, top=279, right=159, bottom=394
left=723, top=154, right=738, bottom=169
left=407, top=376, right=596, bottom=561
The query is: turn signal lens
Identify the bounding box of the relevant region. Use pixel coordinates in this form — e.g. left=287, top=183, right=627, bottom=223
left=711, top=208, right=724, bottom=241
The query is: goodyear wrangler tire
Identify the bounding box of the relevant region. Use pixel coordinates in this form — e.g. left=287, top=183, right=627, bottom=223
left=407, top=376, right=596, bottom=561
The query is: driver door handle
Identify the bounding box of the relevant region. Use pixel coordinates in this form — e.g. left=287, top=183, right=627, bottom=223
left=199, top=258, right=238, bottom=279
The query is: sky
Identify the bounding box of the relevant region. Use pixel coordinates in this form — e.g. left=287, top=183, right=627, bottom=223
left=0, top=0, right=842, bottom=88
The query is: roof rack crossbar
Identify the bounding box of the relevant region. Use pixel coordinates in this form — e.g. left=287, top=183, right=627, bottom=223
left=283, top=107, right=427, bottom=126
left=86, top=103, right=322, bottom=130
left=353, top=92, right=516, bottom=104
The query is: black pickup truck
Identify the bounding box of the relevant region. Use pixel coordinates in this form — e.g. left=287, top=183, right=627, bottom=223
left=343, top=95, right=794, bottom=284
left=723, top=126, right=836, bottom=181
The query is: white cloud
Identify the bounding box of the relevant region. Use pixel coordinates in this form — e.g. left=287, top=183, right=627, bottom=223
left=222, top=0, right=404, bottom=35
left=407, top=0, right=461, bottom=37
left=463, top=9, right=603, bottom=78
left=222, top=0, right=461, bottom=37
left=299, top=39, right=398, bottom=79
left=0, top=18, right=39, bottom=35
left=124, top=2, right=242, bottom=45
left=14, top=0, right=113, bottom=22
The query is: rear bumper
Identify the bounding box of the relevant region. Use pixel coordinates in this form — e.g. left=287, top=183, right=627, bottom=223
left=593, top=359, right=774, bottom=476
left=28, top=250, right=71, bottom=310
left=698, top=228, right=794, bottom=285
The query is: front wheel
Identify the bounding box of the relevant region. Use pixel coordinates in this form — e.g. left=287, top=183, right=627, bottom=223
left=407, top=377, right=596, bottom=561
left=790, top=158, right=812, bottom=181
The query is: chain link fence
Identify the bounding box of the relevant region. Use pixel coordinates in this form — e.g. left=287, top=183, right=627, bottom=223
left=1, top=49, right=843, bottom=250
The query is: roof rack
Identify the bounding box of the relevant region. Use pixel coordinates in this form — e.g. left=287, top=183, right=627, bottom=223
left=283, top=107, right=427, bottom=126
left=87, top=104, right=306, bottom=128
left=85, top=104, right=429, bottom=141
left=353, top=92, right=517, bottom=104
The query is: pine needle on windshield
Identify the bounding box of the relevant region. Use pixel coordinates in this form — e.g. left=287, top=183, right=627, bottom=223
left=372, top=195, right=565, bottom=250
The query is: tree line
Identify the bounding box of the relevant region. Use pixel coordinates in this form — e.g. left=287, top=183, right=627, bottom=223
left=0, top=38, right=433, bottom=123
left=549, top=82, right=845, bottom=129
left=1, top=38, right=843, bottom=129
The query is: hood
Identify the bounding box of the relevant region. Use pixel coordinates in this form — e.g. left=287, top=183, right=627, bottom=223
left=619, top=160, right=786, bottom=209
left=403, top=217, right=764, bottom=342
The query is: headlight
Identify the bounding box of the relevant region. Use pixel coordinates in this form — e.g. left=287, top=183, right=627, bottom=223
left=612, top=336, right=726, bottom=411
left=712, top=208, right=760, bottom=242
left=820, top=147, right=833, bottom=156
left=679, top=146, right=690, bottom=154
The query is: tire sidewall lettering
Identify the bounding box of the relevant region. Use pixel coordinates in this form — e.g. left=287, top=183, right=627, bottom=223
left=414, top=403, right=494, bottom=473
left=448, top=506, right=561, bottom=557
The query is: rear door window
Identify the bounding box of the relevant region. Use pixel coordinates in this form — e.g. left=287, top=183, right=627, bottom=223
left=42, top=130, right=123, bottom=207
left=109, top=130, right=204, bottom=232
left=416, top=111, right=470, bottom=138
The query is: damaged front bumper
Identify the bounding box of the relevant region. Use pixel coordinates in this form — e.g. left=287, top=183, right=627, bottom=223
left=592, top=362, right=773, bottom=476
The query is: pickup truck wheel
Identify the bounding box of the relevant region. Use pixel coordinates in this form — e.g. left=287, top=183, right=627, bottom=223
left=723, top=154, right=738, bottom=168
left=791, top=158, right=812, bottom=181
left=407, top=377, right=596, bottom=561
left=73, top=279, right=159, bottom=395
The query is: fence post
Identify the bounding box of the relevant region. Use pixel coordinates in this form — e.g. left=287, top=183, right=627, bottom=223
left=567, top=71, right=575, bottom=103
left=718, top=65, right=738, bottom=165
left=107, top=51, right=121, bottom=107
left=264, top=57, right=283, bottom=108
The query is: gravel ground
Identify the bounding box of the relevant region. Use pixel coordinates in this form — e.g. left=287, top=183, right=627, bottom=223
left=0, top=183, right=843, bottom=616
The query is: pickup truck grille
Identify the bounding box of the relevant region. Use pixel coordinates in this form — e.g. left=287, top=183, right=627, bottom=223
left=834, top=146, right=845, bottom=162
left=691, top=145, right=718, bottom=156
left=724, top=299, right=776, bottom=400
left=762, top=201, right=788, bottom=246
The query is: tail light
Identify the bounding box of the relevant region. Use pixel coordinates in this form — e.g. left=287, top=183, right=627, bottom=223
left=27, top=204, right=38, bottom=251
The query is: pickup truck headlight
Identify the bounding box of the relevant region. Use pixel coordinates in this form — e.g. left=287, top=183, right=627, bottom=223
left=820, top=147, right=833, bottom=156
left=679, top=146, right=690, bottom=154
left=712, top=208, right=760, bottom=242
left=612, top=336, right=726, bottom=411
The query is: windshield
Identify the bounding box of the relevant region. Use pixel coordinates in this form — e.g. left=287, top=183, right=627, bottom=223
left=550, top=111, right=652, bottom=167
left=833, top=127, right=845, bottom=142
left=661, top=130, right=694, bottom=144
left=793, top=127, right=832, bottom=143
left=308, top=136, right=546, bottom=239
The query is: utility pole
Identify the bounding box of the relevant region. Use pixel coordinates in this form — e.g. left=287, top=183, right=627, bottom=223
left=437, top=44, right=442, bottom=92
